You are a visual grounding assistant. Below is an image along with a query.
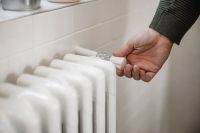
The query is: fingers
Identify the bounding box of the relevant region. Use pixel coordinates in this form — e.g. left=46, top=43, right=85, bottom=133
left=140, top=70, right=155, bottom=82
left=116, top=64, right=141, bottom=80
left=145, top=72, right=155, bottom=82
left=116, top=63, right=156, bottom=82
left=116, top=68, right=124, bottom=77
left=116, top=64, right=133, bottom=78
left=124, top=64, right=133, bottom=78
left=140, top=69, right=146, bottom=81
left=132, top=65, right=140, bottom=80
left=113, top=40, right=135, bottom=57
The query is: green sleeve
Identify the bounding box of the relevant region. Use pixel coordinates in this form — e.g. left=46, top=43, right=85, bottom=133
left=150, top=0, right=200, bottom=44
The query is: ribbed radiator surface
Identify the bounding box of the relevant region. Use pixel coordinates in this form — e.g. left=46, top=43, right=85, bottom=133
left=0, top=54, right=116, bottom=133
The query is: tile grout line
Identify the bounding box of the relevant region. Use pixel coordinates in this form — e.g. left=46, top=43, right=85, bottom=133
left=0, top=13, right=127, bottom=60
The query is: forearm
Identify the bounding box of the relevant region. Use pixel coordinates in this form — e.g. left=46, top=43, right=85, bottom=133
left=150, top=0, right=200, bottom=44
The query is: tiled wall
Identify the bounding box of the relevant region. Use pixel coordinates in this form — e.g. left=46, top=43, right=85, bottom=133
left=0, top=0, right=127, bottom=83
left=0, top=0, right=173, bottom=133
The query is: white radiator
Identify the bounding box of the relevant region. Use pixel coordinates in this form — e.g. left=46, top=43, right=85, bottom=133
left=0, top=53, right=116, bottom=133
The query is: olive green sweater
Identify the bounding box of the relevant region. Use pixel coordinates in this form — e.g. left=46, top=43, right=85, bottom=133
left=150, top=0, right=200, bottom=44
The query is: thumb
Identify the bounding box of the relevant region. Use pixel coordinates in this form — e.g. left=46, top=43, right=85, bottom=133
left=113, top=40, right=135, bottom=57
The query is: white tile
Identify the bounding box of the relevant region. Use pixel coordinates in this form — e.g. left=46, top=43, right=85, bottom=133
left=33, top=6, right=74, bottom=46
left=96, top=0, right=127, bottom=22
left=73, top=0, right=100, bottom=31
left=96, top=37, right=125, bottom=53
left=6, top=49, right=38, bottom=83
left=117, top=0, right=129, bottom=14
left=0, top=59, right=9, bottom=82
left=0, top=0, right=94, bottom=23
left=73, top=0, right=128, bottom=32
left=126, top=0, right=159, bottom=13
left=0, top=32, right=78, bottom=83
left=107, top=15, right=127, bottom=39
left=33, top=35, right=77, bottom=64
left=0, top=17, right=34, bottom=59
left=123, top=0, right=159, bottom=37
left=73, top=15, right=126, bottom=49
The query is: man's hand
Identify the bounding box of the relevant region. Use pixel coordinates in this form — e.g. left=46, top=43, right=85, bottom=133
left=113, top=28, right=173, bottom=82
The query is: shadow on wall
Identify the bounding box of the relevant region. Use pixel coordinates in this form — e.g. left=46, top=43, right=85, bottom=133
left=168, top=18, right=200, bottom=133
left=4, top=0, right=128, bottom=83
left=5, top=53, right=64, bottom=83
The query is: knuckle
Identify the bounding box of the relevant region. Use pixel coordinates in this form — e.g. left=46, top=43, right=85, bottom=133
left=144, top=80, right=150, bottom=82
left=124, top=71, right=132, bottom=78
left=133, top=76, right=140, bottom=80
left=125, top=75, right=132, bottom=78
left=116, top=70, right=124, bottom=77
left=117, top=73, right=124, bottom=77
left=144, top=78, right=152, bottom=82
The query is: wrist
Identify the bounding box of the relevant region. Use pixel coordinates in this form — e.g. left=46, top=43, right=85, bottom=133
left=149, top=28, right=173, bottom=47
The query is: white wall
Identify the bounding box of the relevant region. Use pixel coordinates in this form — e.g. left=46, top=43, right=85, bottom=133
left=0, top=0, right=169, bottom=133
left=98, top=0, right=171, bottom=133
left=101, top=1, right=200, bottom=133
left=2, top=0, right=199, bottom=133
left=0, top=0, right=127, bottom=83
left=168, top=18, right=200, bottom=133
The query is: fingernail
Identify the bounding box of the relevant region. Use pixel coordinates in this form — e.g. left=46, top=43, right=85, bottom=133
left=134, top=65, right=139, bottom=71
